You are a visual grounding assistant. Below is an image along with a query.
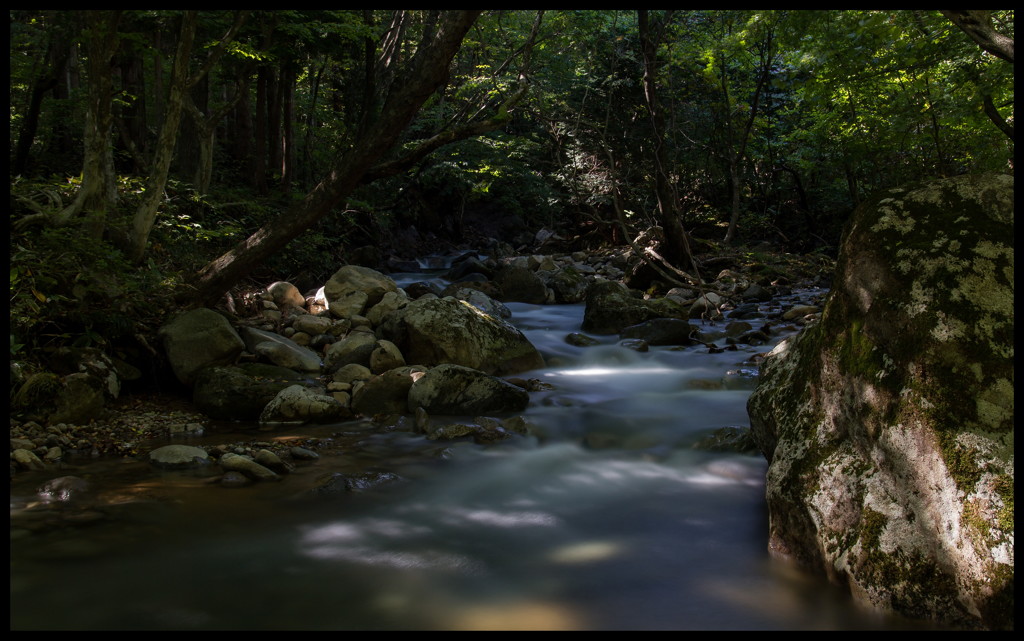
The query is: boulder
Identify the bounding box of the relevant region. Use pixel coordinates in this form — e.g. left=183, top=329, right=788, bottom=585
left=260, top=384, right=348, bottom=426
left=493, top=265, right=548, bottom=304
left=376, top=296, right=545, bottom=376
left=747, top=173, right=1013, bottom=630
left=407, top=364, right=530, bottom=415
left=192, top=363, right=316, bottom=421
left=291, top=313, right=334, bottom=336
left=581, top=280, right=686, bottom=335
left=218, top=453, right=280, bottom=481
left=323, top=265, right=400, bottom=318
left=323, top=331, right=378, bottom=373
left=440, top=285, right=512, bottom=319
left=266, top=281, right=305, bottom=308
left=237, top=327, right=322, bottom=373
left=149, top=445, right=211, bottom=469
left=351, top=365, right=428, bottom=416
left=619, top=318, right=698, bottom=346
left=159, top=308, right=245, bottom=386
left=544, top=266, right=589, bottom=303
left=369, top=339, right=406, bottom=374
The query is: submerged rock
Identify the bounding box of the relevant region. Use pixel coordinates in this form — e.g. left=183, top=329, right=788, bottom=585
left=747, top=173, right=1014, bottom=630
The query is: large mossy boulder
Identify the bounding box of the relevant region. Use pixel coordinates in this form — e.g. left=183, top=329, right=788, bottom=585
left=581, top=280, right=686, bottom=335
left=159, top=308, right=245, bottom=386
left=323, top=265, right=400, bottom=319
left=193, top=363, right=318, bottom=421
left=747, top=173, right=1013, bottom=630
left=375, top=296, right=544, bottom=376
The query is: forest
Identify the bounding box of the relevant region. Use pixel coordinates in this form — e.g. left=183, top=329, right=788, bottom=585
left=8, top=10, right=1015, bottom=632
left=9, top=9, right=1013, bottom=374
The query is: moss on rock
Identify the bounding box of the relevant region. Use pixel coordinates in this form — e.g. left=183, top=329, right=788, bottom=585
left=747, top=173, right=1014, bottom=630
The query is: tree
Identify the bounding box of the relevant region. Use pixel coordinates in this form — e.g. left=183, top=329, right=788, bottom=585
left=127, top=11, right=248, bottom=263
left=188, top=10, right=484, bottom=305
left=637, top=10, right=695, bottom=273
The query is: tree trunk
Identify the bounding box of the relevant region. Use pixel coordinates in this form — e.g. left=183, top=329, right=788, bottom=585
left=189, top=10, right=482, bottom=306
left=637, top=10, right=692, bottom=271
left=20, top=11, right=122, bottom=235
left=128, top=11, right=197, bottom=263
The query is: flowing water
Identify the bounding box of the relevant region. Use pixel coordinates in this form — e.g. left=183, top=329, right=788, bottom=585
left=10, top=258, right=938, bottom=630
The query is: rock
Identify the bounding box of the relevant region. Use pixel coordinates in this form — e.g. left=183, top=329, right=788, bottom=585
left=369, top=339, right=406, bottom=374
left=746, top=173, right=1013, bottom=630
left=12, top=448, right=46, bottom=471
left=407, top=364, right=530, bottom=415
left=159, top=308, right=245, bottom=386
left=238, top=327, right=322, bottom=373
left=366, top=290, right=410, bottom=326
left=544, top=266, right=589, bottom=303
left=37, top=475, right=91, bottom=502
left=310, top=470, right=402, bottom=495
left=323, top=265, right=400, bottom=318
left=266, top=281, right=305, bottom=308
left=193, top=364, right=316, bottom=421
left=619, top=318, right=698, bottom=346
left=332, top=363, right=373, bottom=385
left=48, top=373, right=106, bottom=426
left=259, top=384, right=348, bottom=425
left=740, top=283, right=772, bottom=302
left=291, top=313, right=334, bottom=336
left=581, top=280, right=686, bottom=335
left=254, top=449, right=293, bottom=473
left=565, top=332, right=600, bottom=347
left=323, top=331, right=378, bottom=373
left=688, top=292, right=725, bottom=320
left=149, top=445, right=211, bottom=469
left=781, top=304, right=820, bottom=320
left=493, top=265, right=548, bottom=304
left=351, top=366, right=427, bottom=416
left=441, top=284, right=512, bottom=319
left=220, top=471, right=251, bottom=487
left=376, top=296, right=545, bottom=376
left=290, top=447, right=320, bottom=461
left=218, top=453, right=280, bottom=481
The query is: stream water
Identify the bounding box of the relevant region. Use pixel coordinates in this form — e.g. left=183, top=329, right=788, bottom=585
left=10, top=258, right=938, bottom=630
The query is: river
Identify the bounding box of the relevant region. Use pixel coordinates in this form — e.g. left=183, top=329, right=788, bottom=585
left=9, top=260, right=938, bottom=630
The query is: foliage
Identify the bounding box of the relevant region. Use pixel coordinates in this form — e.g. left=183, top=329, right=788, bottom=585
left=7, top=9, right=1014, bottom=369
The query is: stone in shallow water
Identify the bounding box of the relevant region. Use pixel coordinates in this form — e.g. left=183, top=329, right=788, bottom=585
left=149, top=444, right=211, bottom=469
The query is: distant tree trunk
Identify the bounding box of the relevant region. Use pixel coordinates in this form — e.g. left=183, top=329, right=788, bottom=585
left=280, top=65, right=295, bottom=191
left=190, top=10, right=482, bottom=306
left=128, top=10, right=247, bottom=263
left=185, top=71, right=250, bottom=194
left=15, top=11, right=122, bottom=234
left=127, top=11, right=197, bottom=263
left=637, top=10, right=693, bottom=271
left=253, top=68, right=269, bottom=194
left=13, top=19, right=73, bottom=175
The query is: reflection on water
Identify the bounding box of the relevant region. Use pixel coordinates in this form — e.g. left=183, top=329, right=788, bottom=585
left=10, top=284, right=938, bottom=630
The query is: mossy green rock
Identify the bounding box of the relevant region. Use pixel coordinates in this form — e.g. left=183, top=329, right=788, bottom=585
left=747, top=173, right=1013, bottom=630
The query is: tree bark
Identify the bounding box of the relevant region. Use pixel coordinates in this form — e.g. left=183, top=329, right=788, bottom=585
left=189, top=10, right=482, bottom=307
left=941, top=10, right=1014, bottom=63
left=127, top=11, right=197, bottom=263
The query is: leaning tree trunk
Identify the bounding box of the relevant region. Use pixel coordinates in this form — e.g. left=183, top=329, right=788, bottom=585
left=189, top=11, right=482, bottom=307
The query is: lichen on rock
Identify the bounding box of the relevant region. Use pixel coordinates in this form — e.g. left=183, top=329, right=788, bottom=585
left=747, top=173, right=1014, bottom=630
